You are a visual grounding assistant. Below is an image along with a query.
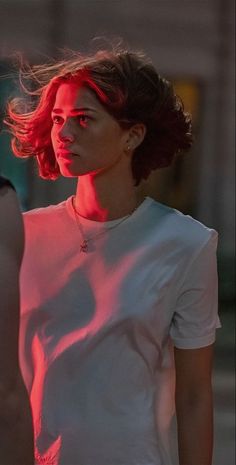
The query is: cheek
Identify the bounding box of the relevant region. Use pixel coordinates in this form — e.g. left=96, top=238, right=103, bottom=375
left=100, top=126, right=124, bottom=149
left=50, top=127, right=57, bottom=145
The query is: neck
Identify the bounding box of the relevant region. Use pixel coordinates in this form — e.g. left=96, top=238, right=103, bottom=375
left=74, top=172, right=139, bottom=221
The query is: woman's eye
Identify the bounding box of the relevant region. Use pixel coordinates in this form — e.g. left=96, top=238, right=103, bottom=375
left=52, top=115, right=63, bottom=124
left=76, top=115, right=89, bottom=126
left=51, top=114, right=90, bottom=126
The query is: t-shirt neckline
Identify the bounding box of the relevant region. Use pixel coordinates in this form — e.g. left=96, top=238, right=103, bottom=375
left=66, top=195, right=153, bottom=228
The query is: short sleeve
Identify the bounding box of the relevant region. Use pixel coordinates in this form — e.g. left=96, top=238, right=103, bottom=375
left=170, top=230, right=221, bottom=349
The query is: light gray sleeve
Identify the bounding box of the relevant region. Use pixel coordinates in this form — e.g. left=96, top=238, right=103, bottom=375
left=170, top=230, right=221, bottom=349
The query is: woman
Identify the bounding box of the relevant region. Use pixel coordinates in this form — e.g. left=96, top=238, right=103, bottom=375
left=6, top=47, right=219, bottom=465
left=0, top=176, right=34, bottom=465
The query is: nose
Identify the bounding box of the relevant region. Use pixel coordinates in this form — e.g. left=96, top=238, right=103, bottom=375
left=58, top=120, right=75, bottom=143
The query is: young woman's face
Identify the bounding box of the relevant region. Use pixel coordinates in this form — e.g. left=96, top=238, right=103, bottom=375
left=51, top=82, right=130, bottom=178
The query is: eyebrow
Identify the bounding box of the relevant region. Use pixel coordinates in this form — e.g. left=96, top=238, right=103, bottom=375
left=51, top=107, right=97, bottom=114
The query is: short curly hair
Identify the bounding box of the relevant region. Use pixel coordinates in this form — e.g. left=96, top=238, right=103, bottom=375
left=5, top=47, right=193, bottom=185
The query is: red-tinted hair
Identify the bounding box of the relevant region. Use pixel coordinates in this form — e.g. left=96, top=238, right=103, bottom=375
left=5, top=48, right=193, bottom=185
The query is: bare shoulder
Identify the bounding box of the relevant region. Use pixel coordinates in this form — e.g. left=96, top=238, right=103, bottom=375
left=0, top=185, right=24, bottom=263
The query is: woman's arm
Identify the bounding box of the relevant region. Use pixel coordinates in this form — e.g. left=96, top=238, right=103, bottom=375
left=0, top=185, right=34, bottom=465
left=174, top=344, right=214, bottom=465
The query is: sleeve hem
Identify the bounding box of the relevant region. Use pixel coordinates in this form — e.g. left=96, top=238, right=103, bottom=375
left=172, top=332, right=217, bottom=349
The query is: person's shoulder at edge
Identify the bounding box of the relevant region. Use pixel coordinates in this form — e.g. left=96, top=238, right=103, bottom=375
left=0, top=175, right=15, bottom=191
left=147, top=196, right=218, bottom=248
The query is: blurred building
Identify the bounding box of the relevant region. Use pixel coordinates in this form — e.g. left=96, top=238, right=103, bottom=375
left=0, top=0, right=235, bottom=300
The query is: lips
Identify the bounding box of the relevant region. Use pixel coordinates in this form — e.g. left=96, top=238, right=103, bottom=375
left=57, top=150, right=76, bottom=158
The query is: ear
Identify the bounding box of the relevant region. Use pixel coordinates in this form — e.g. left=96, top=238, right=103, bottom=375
left=125, top=123, right=146, bottom=153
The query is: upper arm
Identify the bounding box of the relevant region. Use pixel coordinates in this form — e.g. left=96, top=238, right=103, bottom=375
left=174, top=344, right=214, bottom=400
left=0, top=185, right=24, bottom=387
left=174, top=344, right=214, bottom=414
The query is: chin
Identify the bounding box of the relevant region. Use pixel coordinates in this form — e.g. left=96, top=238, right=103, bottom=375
left=58, top=166, right=80, bottom=178
left=61, top=170, right=80, bottom=178
left=57, top=160, right=80, bottom=178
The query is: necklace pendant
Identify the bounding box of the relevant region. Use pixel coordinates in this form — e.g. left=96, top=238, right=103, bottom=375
left=80, top=239, right=88, bottom=253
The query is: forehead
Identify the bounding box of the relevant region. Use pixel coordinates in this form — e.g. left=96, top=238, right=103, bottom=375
left=53, top=82, right=103, bottom=110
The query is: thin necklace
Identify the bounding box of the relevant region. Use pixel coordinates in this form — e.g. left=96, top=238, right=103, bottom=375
left=72, top=198, right=138, bottom=253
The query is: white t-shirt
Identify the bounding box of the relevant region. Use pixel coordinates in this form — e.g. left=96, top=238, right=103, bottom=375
left=20, top=196, right=219, bottom=465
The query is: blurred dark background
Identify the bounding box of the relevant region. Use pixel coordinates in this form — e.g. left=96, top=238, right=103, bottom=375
left=0, top=1, right=235, bottom=463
